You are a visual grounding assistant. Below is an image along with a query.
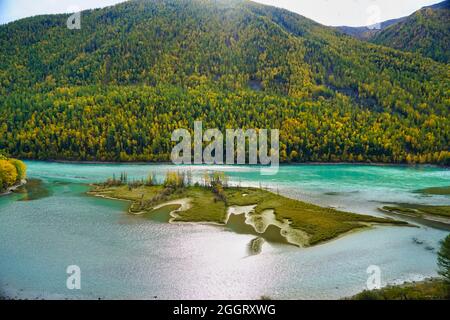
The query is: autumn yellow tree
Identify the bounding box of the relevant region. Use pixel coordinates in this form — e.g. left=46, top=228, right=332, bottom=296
left=0, top=160, right=18, bottom=191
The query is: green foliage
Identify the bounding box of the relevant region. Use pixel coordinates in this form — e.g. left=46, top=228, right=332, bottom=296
left=371, top=4, right=450, bottom=63
left=438, top=234, right=450, bottom=284
left=207, top=171, right=228, bottom=202
left=0, top=0, right=448, bottom=164
left=163, top=171, right=185, bottom=189
left=351, top=279, right=449, bottom=300
left=416, top=186, right=450, bottom=195
left=9, top=158, right=27, bottom=182
left=0, top=85, right=448, bottom=164
left=224, top=187, right=407, bottom=245
left=382, top=204, right=450, bottom=218
left=90, top=181, right=407, bottom=245
left=145, top=172, right=157, bottom=187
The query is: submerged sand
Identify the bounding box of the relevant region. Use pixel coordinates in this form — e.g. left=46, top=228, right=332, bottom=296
left=226, top=205, right=310, bottom=247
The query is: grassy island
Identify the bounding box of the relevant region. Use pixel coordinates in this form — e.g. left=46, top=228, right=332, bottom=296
left=89, top=171, right=408, bottom=247
left=416, top=186, right=450, bottom=196
left=380, top=186, right=450, bottom=227
left=380, top=204, right=450, bottom=229
left=382, top=204, right=450, bottom=219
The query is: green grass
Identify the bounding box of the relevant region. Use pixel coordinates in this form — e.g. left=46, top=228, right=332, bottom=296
left=382, top=204, right=450, bottom=219
left=90, top=185, right=408, bottom=246
left=225, top=188, right=408, bottom=245
left=351, top=279, right=449, bottom=300
left=89, top=185, right=226, bottom=223
left=416, top=186, right=450, bottom=196
left=176, top=187, right=227, bottom=223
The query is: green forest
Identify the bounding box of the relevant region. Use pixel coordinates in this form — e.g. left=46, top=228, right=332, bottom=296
left=0, top=0, right=449, bottom=164
left=371, top=3, right=450, bottom=63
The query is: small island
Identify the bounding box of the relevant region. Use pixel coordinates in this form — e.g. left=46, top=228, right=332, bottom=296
left=89, top=171, right=408, bottom=248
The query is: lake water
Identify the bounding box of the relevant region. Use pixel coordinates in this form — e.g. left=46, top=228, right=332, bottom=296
left=0, top=161, right=449, bottom=299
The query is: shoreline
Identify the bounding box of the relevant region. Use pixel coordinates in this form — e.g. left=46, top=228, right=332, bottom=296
left=0, top=179, right=27, bottom=196
left=378, top=207, right=450, bottom=230
left=20, top=159, right=449, bottom=169
left=87, top=184, right=410, bottom=248
left=349, top=277, right=449, bottom=300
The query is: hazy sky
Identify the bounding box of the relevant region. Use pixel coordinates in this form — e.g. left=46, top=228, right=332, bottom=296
left=0, top=0, right=444, bottom=26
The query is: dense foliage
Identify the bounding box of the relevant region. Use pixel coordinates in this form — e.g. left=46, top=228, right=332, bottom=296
left=0, top=154, right=26, bottom=192
left=0, top=0, right=449, bottom=164
left=371, top=3, right=450, bottom=63
left=438, top=234, right=450, bottom=284
left=1, top=85, right=448, bottom=164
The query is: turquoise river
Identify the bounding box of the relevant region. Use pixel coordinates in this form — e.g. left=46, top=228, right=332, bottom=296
left=0, top=161, right=449, bottom=299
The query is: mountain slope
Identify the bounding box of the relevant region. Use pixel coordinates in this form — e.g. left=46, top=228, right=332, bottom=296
left=0, top=0, right=448, bottom=164
left=336, top=17, right=406, bottom=40
left=371, top=1, right=450, bottom=63
left=337, top=0, right=450, bottom=63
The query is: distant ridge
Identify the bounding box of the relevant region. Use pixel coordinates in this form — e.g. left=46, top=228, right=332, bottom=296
left=336, top=0, right=450, bottom=63
left=371, top=0, right=449, bottom=63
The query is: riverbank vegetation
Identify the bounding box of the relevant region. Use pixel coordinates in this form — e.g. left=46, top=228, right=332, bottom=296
left=89, top=171, right=408, bottom=247
left=0, top=154, right=26, bottom=193
left=381, top=186, right=450, bottom=226
left=416, top=186, right=450, bottom=196
left=438, top=234, right=450, bottom=285
left=381, top=204, right=450, bottom=220
left=351, top=279, right=449, bottom=300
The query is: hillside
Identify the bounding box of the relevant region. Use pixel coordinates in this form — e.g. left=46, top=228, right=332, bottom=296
left=0, top=0, right=449, bottom=164
left=371, top=1, right=450, bottom=63
left=336, top=17, right=406, bottom=40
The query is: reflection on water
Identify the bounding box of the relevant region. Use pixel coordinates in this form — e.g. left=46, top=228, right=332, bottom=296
left=14, top=179, right=52, bottom=201
left=143, top=204, right=293, bottom=248
left=0, top=161, right=449, bottom=300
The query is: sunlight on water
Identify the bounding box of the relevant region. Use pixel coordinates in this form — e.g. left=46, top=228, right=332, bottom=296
left=0, top=161, right=448, bottom=299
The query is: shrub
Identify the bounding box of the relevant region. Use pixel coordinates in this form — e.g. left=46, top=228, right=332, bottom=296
left=9, top=159, right=26, bottom=182
left=164, top=171, right=185, bottom=189
left=145, top=172, right=157, bottom=186
left=0, top=159, right=18, bottom=190
left=438, top=234, right=450, bottom=286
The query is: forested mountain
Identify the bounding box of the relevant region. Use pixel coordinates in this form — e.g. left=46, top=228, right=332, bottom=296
left=336, top=17, right=406, bottom=40
left=337, top=0, right=450, bottom=63
left=371, top=0, right=450, bottom=63
left=0, top=0, right=449, bottom=164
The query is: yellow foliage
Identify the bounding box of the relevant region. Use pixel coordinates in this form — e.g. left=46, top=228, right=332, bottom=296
left=0, top=159, right=18, bottom=190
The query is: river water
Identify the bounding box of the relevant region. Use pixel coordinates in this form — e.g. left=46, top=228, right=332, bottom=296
left=0, top=161, right=449, bottom=299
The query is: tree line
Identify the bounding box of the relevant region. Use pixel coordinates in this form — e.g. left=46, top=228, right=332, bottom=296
left=0, top=85, right=448, bottom=165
